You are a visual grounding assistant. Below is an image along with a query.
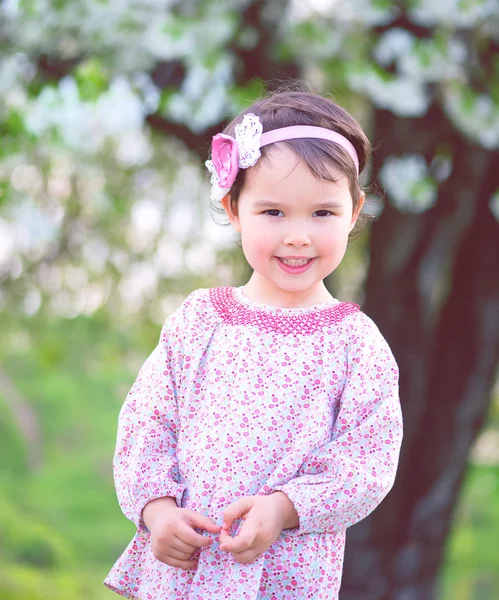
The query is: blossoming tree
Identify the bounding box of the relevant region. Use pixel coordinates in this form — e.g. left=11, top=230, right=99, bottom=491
left=1, top=0, right=498, bottom=598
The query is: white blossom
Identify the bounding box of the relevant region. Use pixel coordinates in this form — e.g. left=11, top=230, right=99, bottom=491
left=348, top=69, right=430, bottom=117
left=443, top=87, right=499, bottom=149
left=374, top=28, right=415, bottom=67
left=288, top=0, right=397, bottom=26
left=2, top=0, right=238, bottom=75
left=374, top=28, right=467, bottom=83
left=409, top=0, right=499, bottom=27
left=166, top=56, right=234, bottom=131
left=25, top=78, right=97, bottom=152
left=380, top=154, right=437, bottom=214
left=25, top=75, right=147, bottom=154
left=95, top=77, right=145, bottom=136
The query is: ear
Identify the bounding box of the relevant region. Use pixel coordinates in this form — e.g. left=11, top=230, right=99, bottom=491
left=220, top=194, right=241, bottom=232
left=350, top=192, right=365, bottom=232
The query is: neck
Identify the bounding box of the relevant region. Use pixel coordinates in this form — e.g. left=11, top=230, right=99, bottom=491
left=242, top=272, right=334, bottom=308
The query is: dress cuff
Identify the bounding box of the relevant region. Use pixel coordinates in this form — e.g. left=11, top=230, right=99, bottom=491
left=273, top=484, right=311, bottom=535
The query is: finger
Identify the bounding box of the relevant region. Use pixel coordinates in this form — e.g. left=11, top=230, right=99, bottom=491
left=164, top=547, right=197, bottom=561
left=151, top=537, right=197, bottom=562
left=151, top=546, right=199, bottom=569
left=219, top=528, right=232, bottom=545
left=222, top=497, right=254, bottom=531
left=164, top=557, right=199, bottom=570
left=219, top=529, right=255, bottom=553
left=177, top=523, right=215, bottom=548
left=188, top=511, right=222, bottom=534
left=219, top=517, right=256, bottom=552
left=170, top=539, right=198, bottom=554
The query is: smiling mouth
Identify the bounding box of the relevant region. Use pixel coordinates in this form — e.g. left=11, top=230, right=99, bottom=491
left=277, top=257, right=314, bottom=266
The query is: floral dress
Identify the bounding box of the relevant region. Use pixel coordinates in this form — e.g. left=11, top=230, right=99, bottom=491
left=104, top=286, right=403, bottom=599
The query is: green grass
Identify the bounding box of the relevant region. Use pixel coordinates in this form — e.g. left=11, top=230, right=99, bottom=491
left=439, top=464, right=499, bottom=600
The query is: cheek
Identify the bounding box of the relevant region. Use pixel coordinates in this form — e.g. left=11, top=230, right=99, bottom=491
left=241, top=224, right=275, bottom=260
left=318, top=223, right=350, bottom=252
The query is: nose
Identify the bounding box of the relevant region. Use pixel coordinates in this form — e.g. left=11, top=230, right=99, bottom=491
left=284, top=227, right=312, bottom=247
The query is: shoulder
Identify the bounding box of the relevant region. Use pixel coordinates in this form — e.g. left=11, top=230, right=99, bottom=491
left=340, top=308, right=384, bottom=340
left=158, top=288, right=218, bottom=348
left=338, top=308, right=397, bottom=365
left=164, top=287, right=219, bottom=329
left=180, top=287, right=212, bottom=314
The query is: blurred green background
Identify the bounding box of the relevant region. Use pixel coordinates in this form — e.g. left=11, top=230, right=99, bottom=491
left=1, top=1, right=498, bottom=599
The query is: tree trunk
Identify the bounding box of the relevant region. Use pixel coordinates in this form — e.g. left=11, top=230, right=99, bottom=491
left=340, top=107, right=499, bottom=599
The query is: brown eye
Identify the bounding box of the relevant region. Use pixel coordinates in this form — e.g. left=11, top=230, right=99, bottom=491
left=314, top=210, right=333, bottom=217
left=265, top=210, right=282, bottom=217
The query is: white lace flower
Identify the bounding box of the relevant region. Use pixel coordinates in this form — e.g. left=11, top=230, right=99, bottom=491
left=235, top=113, right=263, bottom=168
left=205, top=159, right=228, bottom=202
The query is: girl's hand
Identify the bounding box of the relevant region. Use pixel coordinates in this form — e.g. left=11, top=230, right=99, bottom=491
left=144, top=499, right=221, bottom=570
left=219, top=492, right=299, bottom=564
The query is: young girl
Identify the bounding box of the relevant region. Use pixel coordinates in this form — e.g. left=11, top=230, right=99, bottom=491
left=103, top=89, right=403, bottom=600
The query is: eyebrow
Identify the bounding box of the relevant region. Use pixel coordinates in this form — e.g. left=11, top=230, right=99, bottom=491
left=253, top=200, right=344, bottom=209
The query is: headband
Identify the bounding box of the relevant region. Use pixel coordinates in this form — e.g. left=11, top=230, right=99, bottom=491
left=205, top=113, right=359, bottom=201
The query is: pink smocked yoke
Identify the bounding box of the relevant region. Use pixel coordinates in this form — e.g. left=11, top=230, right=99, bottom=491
left=104, top=286, right=403, bottom=600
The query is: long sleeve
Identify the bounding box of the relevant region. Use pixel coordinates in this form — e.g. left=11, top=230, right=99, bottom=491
left=274, top=312, right=403, bottom=535
left=112, top=307, right=186, bottom=530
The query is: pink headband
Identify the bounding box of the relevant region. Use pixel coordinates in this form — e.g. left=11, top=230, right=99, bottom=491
left=260, top=126, right=359, bottom=173
left=205, top=113, right=359, bottom=202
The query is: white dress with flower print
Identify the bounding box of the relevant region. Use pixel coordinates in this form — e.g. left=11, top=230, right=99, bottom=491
left=104, top=286, right=403, bottom=600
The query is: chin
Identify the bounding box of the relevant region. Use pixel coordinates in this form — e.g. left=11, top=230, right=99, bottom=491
left=273, top=279, right=316, bottom=293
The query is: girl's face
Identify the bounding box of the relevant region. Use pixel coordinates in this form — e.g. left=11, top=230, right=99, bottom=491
left=221, top=144, right=364, bottom=306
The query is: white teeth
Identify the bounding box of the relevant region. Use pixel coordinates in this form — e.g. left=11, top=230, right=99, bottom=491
left=280, top=258, right=311, bottom=266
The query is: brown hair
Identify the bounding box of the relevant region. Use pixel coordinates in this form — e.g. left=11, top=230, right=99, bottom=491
left=209, top=84, right=374, bottom=235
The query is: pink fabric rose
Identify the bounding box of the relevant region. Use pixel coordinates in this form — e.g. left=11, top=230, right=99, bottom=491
left=211, top=133, right=239, bottom=188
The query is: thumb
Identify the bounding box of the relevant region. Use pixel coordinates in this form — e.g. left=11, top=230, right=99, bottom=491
left=189, top=511, right=222, bottom=533
left=222, top=496, right=254, bottom=530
